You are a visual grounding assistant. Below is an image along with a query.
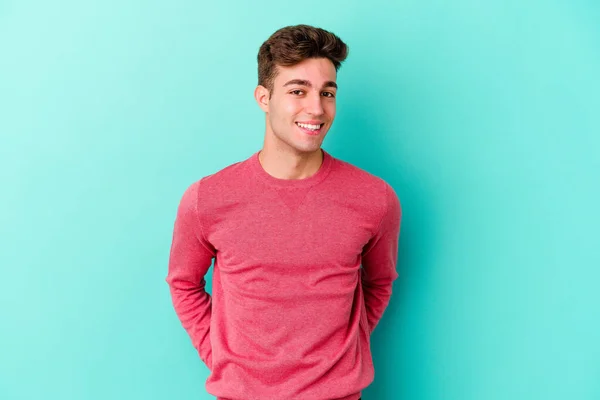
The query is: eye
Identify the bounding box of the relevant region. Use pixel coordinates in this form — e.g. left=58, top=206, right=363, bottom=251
left=322, top=91, right=336, bottom=98
left=290, top=90, right=305, bottom=95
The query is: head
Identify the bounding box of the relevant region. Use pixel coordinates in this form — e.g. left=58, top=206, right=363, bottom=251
left=254, top=25, right=348, bottom=156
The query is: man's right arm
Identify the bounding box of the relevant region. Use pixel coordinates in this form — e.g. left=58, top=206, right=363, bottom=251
left=166, top=180, right=216, bottom=370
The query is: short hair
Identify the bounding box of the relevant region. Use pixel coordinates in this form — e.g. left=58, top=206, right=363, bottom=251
left=257, top=24, right=349, bottom=92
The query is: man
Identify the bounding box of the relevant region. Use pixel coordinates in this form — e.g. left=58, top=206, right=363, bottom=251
left=166, top=24, right=402, bottom=400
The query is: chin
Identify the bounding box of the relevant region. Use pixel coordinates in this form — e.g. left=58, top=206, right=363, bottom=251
left=296, top=144, right=323, bottom=154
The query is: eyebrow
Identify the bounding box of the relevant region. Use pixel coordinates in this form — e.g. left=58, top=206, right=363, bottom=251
left=283, top=79, right=338, bottom=89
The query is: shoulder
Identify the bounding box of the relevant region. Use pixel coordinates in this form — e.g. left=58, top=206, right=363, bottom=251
left=330, top=156, right=401, bottom=219
left=182, top=155, right=250, bottom=197
left=332, top=157, right=399, bottom=198
left=175, top=157, right=249, bottom=227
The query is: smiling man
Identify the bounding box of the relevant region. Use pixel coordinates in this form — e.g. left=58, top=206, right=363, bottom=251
left=166, top=25, right=402, bottom=400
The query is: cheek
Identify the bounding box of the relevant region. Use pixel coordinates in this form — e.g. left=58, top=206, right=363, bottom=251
left=326, top=102, right=336, bottom=118
left=273, top=95, right=301, bottom=114
left=270, top=101, right=298, bottom=128
left=282, top=101, right=302, bottom=117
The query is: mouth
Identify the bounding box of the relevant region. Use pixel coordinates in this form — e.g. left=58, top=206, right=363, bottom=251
left=295, top=122, right=325, bottom=136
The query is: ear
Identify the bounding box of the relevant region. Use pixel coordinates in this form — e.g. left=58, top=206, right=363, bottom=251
left=254, top=85, right=270, bottom=113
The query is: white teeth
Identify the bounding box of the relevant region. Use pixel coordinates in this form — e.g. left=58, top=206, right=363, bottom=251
left=297, top=122, right=321, bottom=130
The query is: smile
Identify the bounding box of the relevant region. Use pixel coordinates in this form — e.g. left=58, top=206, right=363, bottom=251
left=295, top=122, right=324, bottom=135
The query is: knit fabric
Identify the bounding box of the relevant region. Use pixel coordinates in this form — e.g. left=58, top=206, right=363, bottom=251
left=166, top=149, right=402, bottom=400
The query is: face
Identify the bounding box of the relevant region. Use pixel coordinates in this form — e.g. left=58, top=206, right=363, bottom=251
left=255, top=57, right=337, bottom=156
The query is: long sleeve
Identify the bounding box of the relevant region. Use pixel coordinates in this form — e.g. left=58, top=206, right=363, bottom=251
left=360, top=182, right=402, bottom=334
left=166, top=180, right=216, bottom=369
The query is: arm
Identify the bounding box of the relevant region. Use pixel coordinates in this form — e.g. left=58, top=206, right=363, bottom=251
left=360, top=182, right=402, bottom=334
left=165, top=180, right=216, bottom=370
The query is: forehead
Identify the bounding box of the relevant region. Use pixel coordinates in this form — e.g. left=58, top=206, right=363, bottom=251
left=274, top=58, right=337, bottom=85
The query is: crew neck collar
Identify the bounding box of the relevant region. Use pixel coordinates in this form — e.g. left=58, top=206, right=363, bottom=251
left=250, top=149, right=333, bottom=189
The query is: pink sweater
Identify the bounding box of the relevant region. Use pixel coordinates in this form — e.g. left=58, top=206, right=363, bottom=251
left=166, top=149, right=401, bottom=400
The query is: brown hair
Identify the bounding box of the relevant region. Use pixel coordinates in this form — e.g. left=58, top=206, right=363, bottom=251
left=257, top=24, right=349, bottom=93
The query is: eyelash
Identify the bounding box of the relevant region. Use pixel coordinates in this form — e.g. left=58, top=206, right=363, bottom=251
left=290, top=90, right=335, bottom=98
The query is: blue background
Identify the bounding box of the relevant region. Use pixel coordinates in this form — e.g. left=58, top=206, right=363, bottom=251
left=1, top=1, right=599, bottom=399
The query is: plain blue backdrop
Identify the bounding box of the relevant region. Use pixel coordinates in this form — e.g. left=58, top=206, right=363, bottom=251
left=1, top=1, right=599, bottom=399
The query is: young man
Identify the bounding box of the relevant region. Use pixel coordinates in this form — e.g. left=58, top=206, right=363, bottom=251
left=166, top=24, right=402, bottom=400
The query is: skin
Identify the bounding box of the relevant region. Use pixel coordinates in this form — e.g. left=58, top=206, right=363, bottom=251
left=254, top=57, right=338, bottom=180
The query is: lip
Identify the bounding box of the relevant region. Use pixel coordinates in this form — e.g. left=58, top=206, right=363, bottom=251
left=296, top=120, right=325, bottom=125
left=295, top=122, right=324, bottom=136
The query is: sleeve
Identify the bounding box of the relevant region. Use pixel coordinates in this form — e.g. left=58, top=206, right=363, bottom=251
left=165, top=179, right=216, bottom=370
left=360, top=181, right=402, bottom=334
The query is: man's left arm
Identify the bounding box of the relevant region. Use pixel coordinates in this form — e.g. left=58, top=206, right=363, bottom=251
left=360, top=182, right=402, bottom=334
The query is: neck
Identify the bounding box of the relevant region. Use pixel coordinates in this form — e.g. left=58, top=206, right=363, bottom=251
left=258, top=146, right=324, bottom=180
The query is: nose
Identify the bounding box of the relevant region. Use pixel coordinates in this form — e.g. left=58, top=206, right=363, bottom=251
left=304, top=91, right=325, bottom=116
